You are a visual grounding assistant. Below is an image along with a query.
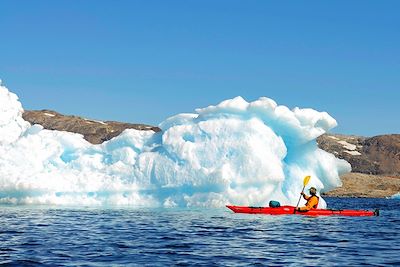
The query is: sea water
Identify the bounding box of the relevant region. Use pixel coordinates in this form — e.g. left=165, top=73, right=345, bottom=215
left=1, top=197, right=399, bottom=266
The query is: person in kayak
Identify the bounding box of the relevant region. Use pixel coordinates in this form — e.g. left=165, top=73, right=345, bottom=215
left=296, top=187, right=319, bottom=212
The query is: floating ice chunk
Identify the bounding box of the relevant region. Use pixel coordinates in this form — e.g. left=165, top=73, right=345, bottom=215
left=0, top=82, right=350, bottom=207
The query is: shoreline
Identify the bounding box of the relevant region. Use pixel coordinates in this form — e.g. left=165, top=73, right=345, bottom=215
left=322, top=172, right=400, bottom=198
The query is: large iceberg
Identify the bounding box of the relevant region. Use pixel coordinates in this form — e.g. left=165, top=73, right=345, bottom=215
left=0, top=82, right=350, bottom=207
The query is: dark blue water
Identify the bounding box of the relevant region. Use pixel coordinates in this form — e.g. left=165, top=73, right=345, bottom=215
left=1, top=197, right=399, bottom=266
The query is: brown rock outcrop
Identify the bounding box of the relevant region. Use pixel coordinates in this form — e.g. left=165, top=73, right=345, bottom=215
left=23, top=110, right=161, bottom=144
left=362, top=135, right=400, bottom=176
left=317, top=134, right=400, bottom=177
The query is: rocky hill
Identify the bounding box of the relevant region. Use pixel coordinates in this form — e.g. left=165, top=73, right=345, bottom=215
left=317, top=133, right=400, bottom=198
left=317, top=134, right=400, bottom=177
left=23, top=110, right=161, bottom=144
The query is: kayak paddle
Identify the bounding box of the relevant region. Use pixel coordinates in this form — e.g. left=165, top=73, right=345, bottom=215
left=294, top=175, right=311, bottom=213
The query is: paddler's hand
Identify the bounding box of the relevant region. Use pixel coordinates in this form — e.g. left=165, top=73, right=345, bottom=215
left=300, top=192, right=305, bottom=196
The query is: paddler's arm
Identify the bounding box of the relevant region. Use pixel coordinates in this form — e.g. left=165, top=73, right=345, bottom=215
left=301, top=192, right=310, bottom=200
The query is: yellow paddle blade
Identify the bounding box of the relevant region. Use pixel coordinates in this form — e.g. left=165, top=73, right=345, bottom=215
left=303, top=175, right=311, bottom=187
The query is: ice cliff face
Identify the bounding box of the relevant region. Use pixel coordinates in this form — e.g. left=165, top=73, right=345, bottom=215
left=0, top=83, right=30, bottom=145
left=0, top=82, right=351, bottom=207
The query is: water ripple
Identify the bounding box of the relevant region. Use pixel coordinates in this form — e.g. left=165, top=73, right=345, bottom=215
left=0, top=198, right=399, bottom=266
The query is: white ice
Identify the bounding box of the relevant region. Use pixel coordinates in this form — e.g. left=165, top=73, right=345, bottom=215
left=0, top=82, right=351, bottom=207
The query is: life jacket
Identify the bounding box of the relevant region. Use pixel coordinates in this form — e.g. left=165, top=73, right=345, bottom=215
left=307, top=195, right=319, bottom=209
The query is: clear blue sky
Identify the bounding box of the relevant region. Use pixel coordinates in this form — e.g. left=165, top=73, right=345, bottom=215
left=1, top=1, right=399, bottom=136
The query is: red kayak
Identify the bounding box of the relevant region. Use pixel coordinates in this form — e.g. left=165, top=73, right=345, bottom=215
left=226, top=205, right=379, bottom=217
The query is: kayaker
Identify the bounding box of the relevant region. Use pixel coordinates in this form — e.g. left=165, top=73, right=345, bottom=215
left=296, top=187, right=319, bottom=212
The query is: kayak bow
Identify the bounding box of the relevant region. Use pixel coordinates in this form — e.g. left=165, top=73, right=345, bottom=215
left=226, top=205, right=379, bottom=217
